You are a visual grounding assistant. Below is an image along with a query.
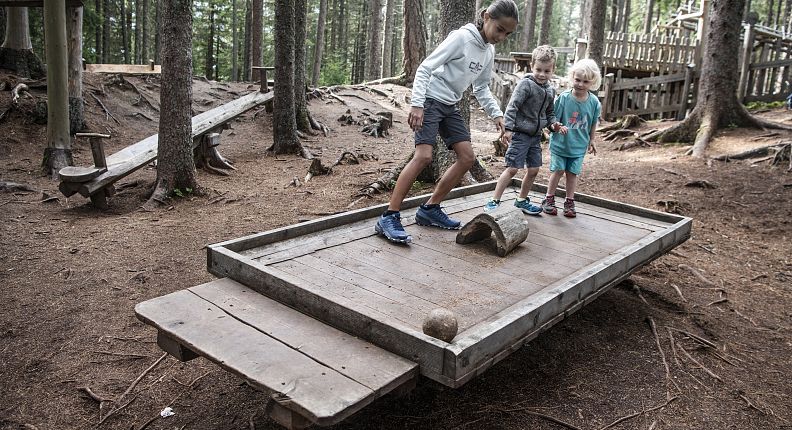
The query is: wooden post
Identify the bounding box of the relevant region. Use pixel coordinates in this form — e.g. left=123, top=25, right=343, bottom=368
left=602, top=73, right=615, bottom=121
left=694, top=0, right=710, bottom=68
left=737, top=24, right=755, bottom=102
left=149, top=59, right=155, bottom=70
left=575, top=38, right=588, bottom=62
left=679, top=64, right=695, bottom=120
left=43, top=0, right=73, bottom=175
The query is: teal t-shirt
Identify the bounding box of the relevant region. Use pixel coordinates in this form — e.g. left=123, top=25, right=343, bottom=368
left=549, top=90, right=601, bottom=158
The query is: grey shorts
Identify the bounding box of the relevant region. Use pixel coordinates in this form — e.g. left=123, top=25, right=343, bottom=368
left=504, top=132, right=542, bottom=168
left=414, top=98, right=471, bottom=149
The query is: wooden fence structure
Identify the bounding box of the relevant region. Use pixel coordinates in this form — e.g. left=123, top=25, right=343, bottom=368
left=599, top=32, right=697, bottom=74
left=600, top=67, right=697, bottom=121
left=738, top=24, right=792, bottom=103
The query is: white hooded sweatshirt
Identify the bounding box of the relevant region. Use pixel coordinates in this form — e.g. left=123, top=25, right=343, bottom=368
left=410, top=23, right=503, bottom=119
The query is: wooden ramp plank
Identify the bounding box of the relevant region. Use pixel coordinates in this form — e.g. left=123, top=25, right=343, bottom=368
left=189, top=279, right=417, bottom=395
left=136, top=283, right=417, bottom=426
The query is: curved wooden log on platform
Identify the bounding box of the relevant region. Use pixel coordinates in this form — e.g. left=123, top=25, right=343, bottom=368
left=455, top=209, right=529, bottom=257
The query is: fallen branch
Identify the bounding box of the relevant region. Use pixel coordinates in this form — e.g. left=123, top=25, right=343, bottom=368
left=647, top=317, right=679, bottom=398
left=666, top=326, right=718, bottom=349
left=678, top=264, right=717, bottom=287
left=670, top=284, right=687, bottom=302
left=90, top=92, right=121, bottom=125
left=498, top=407, right=583, bottom=430
left=599, top=397, right=678, bottom=430
left=99, top=352, right=168, bottom=424
left=678, top=346, right=722, bottom=382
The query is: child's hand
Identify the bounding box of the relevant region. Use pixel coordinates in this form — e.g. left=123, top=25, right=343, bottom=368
left=501, top=130, right=513, bottom=146
left=588, top=142, right=597, bottom=155
left=552, top=123, right=568, bottom=135
left=408, top=107, right=424, bottom=131
left=493, top=116, right=505, bottom=135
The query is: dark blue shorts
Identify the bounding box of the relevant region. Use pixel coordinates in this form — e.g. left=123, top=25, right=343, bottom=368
left=414, top=98, right=471, bottom=149
left=504, top=132, right=542, bottom=169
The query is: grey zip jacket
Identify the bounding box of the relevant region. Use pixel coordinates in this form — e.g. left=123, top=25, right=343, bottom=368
left=504, top=74, right=557, bottom=136
left=411, top=23, right=503, bottom=119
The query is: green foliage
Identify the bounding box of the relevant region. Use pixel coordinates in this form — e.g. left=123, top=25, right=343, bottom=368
left=172, top=187, right=193, bottom=198
left=320, top=56, right=351, bottom=86
left=745, top=100, right=785, bottom=111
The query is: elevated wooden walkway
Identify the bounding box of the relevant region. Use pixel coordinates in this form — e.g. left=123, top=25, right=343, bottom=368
left=136, top=181, right=691, bottom=427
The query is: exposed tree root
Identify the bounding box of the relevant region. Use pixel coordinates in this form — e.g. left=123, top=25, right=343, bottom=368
left=597, top=114, right=645, bottom=132
left=363, top=73, right=408, bottom=86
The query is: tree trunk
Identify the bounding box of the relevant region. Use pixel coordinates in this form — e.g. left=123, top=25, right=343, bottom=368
left=609, top=0, right=618, bottom=31
left=244, top=0, right=251, bottom=80
left=366, top=0, right=383, bottom=80
left=67, top=6, right=84, bottom=135
left=141, top=0, right=148, bottom=62
left=154, top=0, right=160, bottom=63
left=329, top=0, right=338, bottom=53
left=587, top=0, right=607, bottom=67
left=521, top=0, right=538, bottom=50
left=391, top=0, right=403, bottom=74
left=311, top=0, right=328, bottom=86
left=648, top=0, right=791, bottom=157
left=272, top=0, right=302, bottom=155
left=206, top=2, right=215, bottom=79
left=232, top=0, right=239, bottom=81
left=102, top=0, right=111, bottom=62
left=622, top=0, right=631, bottom=33
left=538, top=0, right=553, bottom=45
left=402, top=0, right=425, bottom=82
left=134, top=0, right=142, bottom=63
left=643, top=0, right=654, bottom=33
left=579, top=0, right=591, bottom=38
left=381, top=0, right=394, bottom=78
left=150, top=0, right=196, bottom=205
left=0, top=8, right=5, bottom=40
left=94, top=0, right=102, bottom=61
left=42, top=0, right=73, bottom=178
left=352, top=1, right=368, bottom=83
left=0, top=7, right=45, bottom=78
left=340, top=0, right=348, bottom=64
left=121, top=0, right=130, bottom=63
left=294, top=0, right=310, bottom=132
left=252, top=0, right=262, bottom=71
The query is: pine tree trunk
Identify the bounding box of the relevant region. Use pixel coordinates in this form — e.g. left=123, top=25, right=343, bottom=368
left=330, top=0, right=338, bottom=53
left=352, top=1, right=368, bottom=84
left=42, top=0, right=73, bottom=178
left=94, top=0, right=102, bottom=61
left=134, top=0, right=142, bottom=63
left=521, top=0, right=538, bottom=50
left=402, top=0, right=425, bottom=82
left=151, top=0, right=196, bottom=204
left=0, top=7, right=45, bottom=78
left=0, top=8, right=5, bottom=39
left=206, top=3, right=215, bottom=79
left=311, top=0, right=327, bottom=86
left=579, top=0, right=591, bottom=38
left=252, top=0, right=262, bottom=69
left=644, top=0, right=654, bottom=33
left=538, top=0, right=553, bottom=45
left=67, top=6, right=84, bottom=134
left=622, top=0, right=631, bottom=33
left=340, top=0, right=348, bottom=64
left=381, top=0, right=394, bottom=78
left=366, top=0, right=383, bottom=80
left=232, top=0, right=238, bottom=81
left=141, top=0, right=148, bottom=62
left=609, top=0, right=618, bottom=31
left=121, top=0, right=130, bottom=63
left=102, top=0, right=111, bottom=62
left=587, top=0, right=607, bottom=66
left=272, top=0, right=302, bottom=155
left=154, top=0, right=160, bottom=63
left=244, top=0, right=252, bottom=80
left=294, top=0, right=310, bottom=132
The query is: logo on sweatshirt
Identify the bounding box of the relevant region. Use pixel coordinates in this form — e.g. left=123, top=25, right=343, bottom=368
left=468, top=61, right=483, bottom=73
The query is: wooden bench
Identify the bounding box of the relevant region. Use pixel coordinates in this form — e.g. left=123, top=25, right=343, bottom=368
left=135, top=278, right=418, bottom=429
left=59, top=90, right=273, bottom=208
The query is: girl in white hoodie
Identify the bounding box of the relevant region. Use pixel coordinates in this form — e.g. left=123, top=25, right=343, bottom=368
left=376, top=0, right=519, bottom=244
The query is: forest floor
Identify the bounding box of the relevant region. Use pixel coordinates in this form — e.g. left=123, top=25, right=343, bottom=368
left=1, top=72, right=791, bottom=430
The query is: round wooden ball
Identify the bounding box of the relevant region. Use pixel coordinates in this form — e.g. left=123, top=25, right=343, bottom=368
left=422, top=308, right=458, bottom=343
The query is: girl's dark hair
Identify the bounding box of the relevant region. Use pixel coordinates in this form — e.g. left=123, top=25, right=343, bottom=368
left=475, top=0, right=519, bottom=30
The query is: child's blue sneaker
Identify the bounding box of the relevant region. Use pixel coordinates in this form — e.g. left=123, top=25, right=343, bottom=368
left=514, top=198, right=542, bottom=216
left=415, top=205, right=461, bottom=230
left=483, top=199, right=500, bottom=212
left=375, top=212, right=412, bottom=243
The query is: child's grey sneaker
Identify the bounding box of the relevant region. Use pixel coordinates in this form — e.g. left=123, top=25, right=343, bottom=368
left=541, top=195, right=558, bottom=215
left=483, top=199, right=500, bottom=212
left=514, top=199, right=542, bottom=216
left=375, top=212, right=412, bottom=243
left=415, top=205, right=461, bottom=230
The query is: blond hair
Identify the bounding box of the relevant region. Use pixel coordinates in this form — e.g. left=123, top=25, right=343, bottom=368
left=568, top=58, right=602, bottom=91
left=531, top=45, right=556, bottom=65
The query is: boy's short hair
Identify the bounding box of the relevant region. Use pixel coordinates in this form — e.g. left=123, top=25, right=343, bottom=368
left=569, top=59, right=603, bottom=91
left=531, top=45, right=556, bottom=65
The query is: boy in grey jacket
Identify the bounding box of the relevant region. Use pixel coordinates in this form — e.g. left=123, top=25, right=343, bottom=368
left=484, top=45, right=566, bottom=215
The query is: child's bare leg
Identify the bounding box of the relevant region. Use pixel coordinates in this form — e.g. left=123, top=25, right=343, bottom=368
left=546, top=170, right=564, bottom=196
left=425, top=142, right=475, bottom=205
left=492, top=167, right=519, bottom=201
left=388, top=145, right=433, bottom=211
left=518, top=167, right=539, bottom=199
left=565, top=172, right=578, bottom=200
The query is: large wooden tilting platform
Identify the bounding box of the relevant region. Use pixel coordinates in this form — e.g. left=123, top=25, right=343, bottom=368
left=136, top=180, right=691, bottom=427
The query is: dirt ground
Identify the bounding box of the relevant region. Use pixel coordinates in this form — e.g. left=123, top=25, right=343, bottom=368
left=1, top=72, right=790, bottom=430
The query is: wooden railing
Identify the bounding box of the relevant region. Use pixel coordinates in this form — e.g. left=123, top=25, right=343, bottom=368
left=601, top=67, right=697, bottom=121
left=738, top=24, right=792, bottom=103
left=601, top=32, right=697, bottom=74
left=493, top=57, right=517, bottom=74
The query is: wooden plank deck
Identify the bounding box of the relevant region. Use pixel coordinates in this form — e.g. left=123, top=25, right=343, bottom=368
left=208, top=181, right=691, bottom=386
left=135, top=278, right=418, bottom=428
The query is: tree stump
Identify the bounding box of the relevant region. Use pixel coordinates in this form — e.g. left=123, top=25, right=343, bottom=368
left=455, top=209, right=529, bottom=257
